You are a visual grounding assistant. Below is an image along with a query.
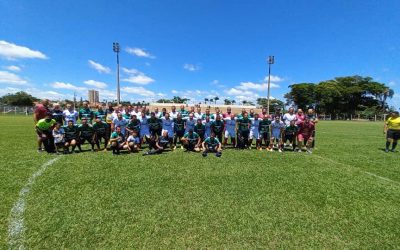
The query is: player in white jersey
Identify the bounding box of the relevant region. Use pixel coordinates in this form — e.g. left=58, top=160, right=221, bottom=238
left=203, top=116, right=213, bottom=138
left=63, top=104, right=78, bottom=125
left=139, top=113, right=150, bottom=140
left=161, top=113, right=174, bottom=139
left=194, top=107, right=203, bottom=120
left=282, top=107, right=297, bottom=127
left=184, top=113, right=197, bottom=133
left=249, top=113, right=261, bottom=150
left=270, top=116, right=285, bottom=152
left=223, top=113, right=237, bottom=148
left=112, top=113, right=128, bottom=136
left=169, top=105, right=179, bottom=119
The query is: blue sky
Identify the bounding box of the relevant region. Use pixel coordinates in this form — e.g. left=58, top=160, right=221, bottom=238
left=0, top=0, right=399, bottom=108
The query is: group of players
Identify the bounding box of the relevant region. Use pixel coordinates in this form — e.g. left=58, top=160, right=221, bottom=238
left=34, top=99, right=317, bottom=157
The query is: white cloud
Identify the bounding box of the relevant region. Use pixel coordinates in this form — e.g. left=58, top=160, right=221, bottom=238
left=125, top=47, right=155, bottom=59
left=121, top=86, right=155, bottom=97
left=4, top=65, right=21, bottom=72
left=237, top=81, right=279, bottom=91
left=0, top=40, right=48, bottom=60
left=99, top=89, right=117, bottom=100
left=121, top=67, right=154, bottom=85
left=0, top=71, right=27, bottom=85
left=264, top=75, right=284, bottom=82
left=84, top=80, right=107, bottom=89
left=88, top=60, right=111, bottom=74
left=51, top=81, right=86, bottom=91
left=183, top=63, right=201, bottom=72
left=388, top=81, right=396, bottom=87
left=0, top=86, right=72, bottom=100
left=171, top=89, right=178, bottom=94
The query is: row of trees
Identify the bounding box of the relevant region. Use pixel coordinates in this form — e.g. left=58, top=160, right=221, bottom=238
left=284, top=76, right=395, bottom=116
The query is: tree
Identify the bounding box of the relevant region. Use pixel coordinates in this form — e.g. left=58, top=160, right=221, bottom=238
left=204, top=98, right=208, bottom=104
left=257, top=98, right=284, bottom=112
left=209, top=98, right=214, bottom=104
left=284, top=83, right=316, bottom=109
left=0, top=91, right=39, bottom=106
left=171, top=96, right=190, bottom=103
left=231, top=100, right=236, bottom=105
left=214, top=96, right=219, bottom=104
left=224, top=99, right=232, bottom=105
left=156, top=98, right=171, bottom=103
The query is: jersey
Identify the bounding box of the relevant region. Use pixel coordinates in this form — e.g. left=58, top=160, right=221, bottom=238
left=237, top=118, right=251, bottom=132
left=51, top=109, right=64, bottom=124
left=148, top=117, right=162, bottom=131
left=297, top=122, right=315, bottom=136
left=224, top=118, right=236, bottom=132
left=53, top=128, right=65, bottom=144
left=110, top=132, right=125, bottom=143
left=204, top=120, right=213, bottom=137
left=194, top=123, right=206, bottom=137
left=211, top=120, right=224, bottom=134
left=173, top=118, right=185, bottom=133
left=36, top=119, right=56, bottom=131
left=283, top=113, right=297, bottom=126
left=161, top=117, right=174, bottom=132
left=185, top=118, right=196, bottom=132
left=285, top=125, right=298, bottom=136
left=271, top=120, right=285, bottom=134
left=169, top=111, right=179, bottom=119
left=63, top=125, right=79, bottom=140
left=194, top=112, right=203, bottom=120
left=259, top=119, right=271, bottom=133
left=139, top=116, right=150, bottom=136
left=79, top=108, right=93, bottom=122
left=387, top=117, right=400, bottom=130
left=127, top=135, right=140, bottom=144
left=179, top=109, right=189, bottom=118
left=63, top=109, right=78, bottom=125
left=250, top=118, right=260, bottom=132
left=127, top=119, right=141, bottom=132
left=202, top=113, right=215, bottom=120
left=183, top=132, right=200, bottom=143
left=204, top=137, right=220, bottom=148
left=94, top=110, right=107, bottom=121
left=112, top=117, right=128, bottom=135
left=79, top=124, right=94, bottom=138
left=93, top=121, right=109, bottom=136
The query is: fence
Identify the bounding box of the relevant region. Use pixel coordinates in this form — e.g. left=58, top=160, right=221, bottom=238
left=0, top=106, right=34, bottom=115
left=318, top=114, right=388, bottom=121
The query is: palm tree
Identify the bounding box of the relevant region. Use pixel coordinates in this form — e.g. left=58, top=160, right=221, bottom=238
left=210, top=98, right=214, bottom=104
left=242, top=100, right=248, bottom=106
left=232, top=100, right=236, bottom=105
left=204, top=98, right=209, bottom=104
left=224, top=99, right=231, bottom=105
left=214, top=96, right=219, bottom=105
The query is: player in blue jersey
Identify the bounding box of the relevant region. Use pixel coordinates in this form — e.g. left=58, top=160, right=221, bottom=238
left=223, top=113, right=236, bottom=148
left=270, top=116, right=285, bottom=152
left=249, top=113, right=261, bottom=150
left=184, top=113, right=197, bottom=133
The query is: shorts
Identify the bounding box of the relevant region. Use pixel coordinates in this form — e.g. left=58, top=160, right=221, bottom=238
left=140, top=129, right=150, bottom=138
left=249, top=130, right=260, bottom=140
left=297, top=133, right=312, bottom=142
left=162, top=129, right=174, bottom=138
left=271, top=130, right=281, bottom=139
left=65, top=138, right=77, bottom=143
left=387, top=129, right=400, bottom=140
left=224, top=130, right=236, bottom=138
left=96, top=134, right=109, bottom=141
left=80, top=137, right=94, bottom=144
left=205, top=145, right=217, bottom=152
left=284, top=134, right=295, bottom=142
left=36, top=129, right=51, bottom=139
left=260, top=132, right=270, bottom=140
left=175, top=130, right=185, bottom=138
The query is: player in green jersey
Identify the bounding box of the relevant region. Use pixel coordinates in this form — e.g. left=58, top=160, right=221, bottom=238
left=258, top=115, right=271, bottom=150
left=78, top=118, right=95, bottom=151
left=148, top=112, right=162, bottom=136
left=211, top=115, right=225, bottom=142
left=236, top=112, right=251, bottom=149
left=194, top=119, right=206, bottom=142
left=202, top=132, right=222, bottom=157
left=182, top=129, right=201, bottom=152
left=79, top=102, right=94, bottom=123
left=63, top=120, right=79, bottom=153
left=94, top=104, right=107, bottom=121
left=284, top=120, right=298, bottom=151
left=126, top=114, right=141, bottom=138
left=173, top=113, right=186, bottom=149
left=93, top=117, right=110, bottom=151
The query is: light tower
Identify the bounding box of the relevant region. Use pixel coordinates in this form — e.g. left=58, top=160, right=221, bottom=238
left=113, top=42, right=121, bottom=105
left=266, top=55, right=275, bottom=115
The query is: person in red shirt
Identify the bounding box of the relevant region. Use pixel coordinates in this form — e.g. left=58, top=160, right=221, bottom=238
left=222, top=107, right=232, bottom=118
left=297, top=116, right=315, bottom=153
left=296, top=109, right=305, bottom=125
left=33, top=99, right=51, bottom=152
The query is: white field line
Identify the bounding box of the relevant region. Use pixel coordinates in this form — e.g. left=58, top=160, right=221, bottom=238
left=313, top=154, right=399, bottom=185
left=8, top=157, right=60, bottom=249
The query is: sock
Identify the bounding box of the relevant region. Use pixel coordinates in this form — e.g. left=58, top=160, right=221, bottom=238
left=392, top=142, right=397, bottom=150
left=386, top=141, right=390, bottom=150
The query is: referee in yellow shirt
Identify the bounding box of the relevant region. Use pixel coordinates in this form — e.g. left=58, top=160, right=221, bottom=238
left=384, top=111, right=400, bottom=152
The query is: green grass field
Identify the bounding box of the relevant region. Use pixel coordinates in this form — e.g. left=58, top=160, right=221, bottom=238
left=1, top=116, right=399, bottom=249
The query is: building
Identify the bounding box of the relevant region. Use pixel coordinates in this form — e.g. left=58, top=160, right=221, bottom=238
left=88, top=90, right=99, bottom=104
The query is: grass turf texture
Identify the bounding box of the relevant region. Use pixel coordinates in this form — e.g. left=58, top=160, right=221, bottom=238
left=1, top=116, right=399, bottom=248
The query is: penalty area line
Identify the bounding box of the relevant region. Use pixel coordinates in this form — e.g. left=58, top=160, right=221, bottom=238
left=8, top=157, right=60, bottom=249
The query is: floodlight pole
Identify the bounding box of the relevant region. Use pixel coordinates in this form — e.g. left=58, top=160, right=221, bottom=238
left=113, top=42, right=121, bottom=105
left=267, top=55, right=274, bottom=115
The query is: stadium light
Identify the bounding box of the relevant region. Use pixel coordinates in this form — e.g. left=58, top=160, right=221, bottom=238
left=113, top=42, right=121, bottom=105
left=267, top=55, right=275, bottom=115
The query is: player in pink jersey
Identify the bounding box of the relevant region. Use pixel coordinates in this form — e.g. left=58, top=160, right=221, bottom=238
left=297, top=116, right=315, bottom=153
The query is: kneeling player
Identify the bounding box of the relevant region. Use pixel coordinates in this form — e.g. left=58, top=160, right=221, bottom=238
left=109, top=126, right=127, bottom=155
left=297, top=117, right=315, bottom=153
left=181, top=129, right=201, bottom=152
left=126, top=130, right=141, bottom=153
left=143, top=131, right=171, bottom=155
left=202, top=132, right=222, bottom=157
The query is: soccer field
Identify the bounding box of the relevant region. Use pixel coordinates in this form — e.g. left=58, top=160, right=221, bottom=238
left=1, top=116, right=399, bottom=249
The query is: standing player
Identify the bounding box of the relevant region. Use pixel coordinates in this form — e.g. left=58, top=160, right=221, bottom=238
left=270, top=116, right=285, bottom=152
left=223, top=107, right=233, bottom=118
left=284, top=120, right=298, bottom=151
left=94, top=104, right=107, bottom=121
left=202, top=109, right=215, bottom=120
left=259, top=114, right=271, bottom=150
left=236, top=112, right=251, bottom=149
left=161, top=113, right=174, bottom=148
left=211, top=115, right=224, bottom=143
left=297, top=116, right=315, bottom=153
left=63, top=120, right=79, bottom=153
left=223, top=113, right=236, bottom=148
left=139, top=113, right=150, bottom=143
left=185, top=113, right=197, bottom=133
left=78, top=118, right=96, bottom=152
left=194, top=107, right=203, bottom=120
left=112, top=113, right=129, bottom=136
left=93, top=117, right=109, bottom=151
left=384, top=111, right=400, bottom=152
left=63, top=104, right=78, bottom=125
left=194, top=118, right=206, bottom=143
left=202, top=132, right=222, bottom=157
left=148, top=112, right=162, bottom=136
left=170, top=106, right=179, bottom=119
left=249, top=113, right=261, bottom=150
left=126, top=114, right=141, bottom=137
left=283, top=107, right=297, bottom=126
left=51, top=103, right=64, bottom=124
left=34, top=99, right=51, bottom=152
left=173, top=113, right=186, bottom=149
left=204, top=116, right=213, bottom=139
left=181, top=129, right=201, bottom=152
left=179, top=104, right=189, bottom=118
left=79, top=102, right=94, bottom=123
